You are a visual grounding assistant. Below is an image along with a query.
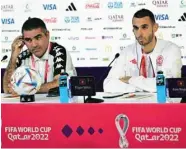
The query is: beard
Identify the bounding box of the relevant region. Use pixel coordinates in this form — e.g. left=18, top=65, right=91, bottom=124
left=136, top=32, right=154, bottom=46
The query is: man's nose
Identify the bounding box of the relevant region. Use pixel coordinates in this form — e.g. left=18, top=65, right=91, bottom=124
left=31, top=39, right=38, bottom=47
left=136, top=29, right=143, bottom=38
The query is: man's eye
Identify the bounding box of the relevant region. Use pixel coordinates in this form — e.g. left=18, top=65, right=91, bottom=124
left=25, top=39, right=32, bottom=42
left=142, top=26, right=148, bottom=29
left=133, top=27, right=138, bottom=31
left=36, top=36, right=42, bottom=40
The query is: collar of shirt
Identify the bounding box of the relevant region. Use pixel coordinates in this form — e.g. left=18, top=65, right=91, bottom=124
left=32, top=42, right=51, bottom=62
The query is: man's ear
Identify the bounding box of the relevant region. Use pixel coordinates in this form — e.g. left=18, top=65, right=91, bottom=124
left=45, top=30, right=50, bottom=38
left=46, top=30, right=49, bottom=35
left=153, top=23, right=159, bottom=32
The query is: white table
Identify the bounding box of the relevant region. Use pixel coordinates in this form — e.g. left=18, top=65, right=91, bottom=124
left=1, top=92, right=181, bottom=103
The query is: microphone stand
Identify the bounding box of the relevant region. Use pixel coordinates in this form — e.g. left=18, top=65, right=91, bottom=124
left=83, top=54, right=120, bottom=103
left=95, top=53, right=120, bottom=91
left=180, top=98, right=186, bottom=103
left=84, top=96, right=104, bottom=103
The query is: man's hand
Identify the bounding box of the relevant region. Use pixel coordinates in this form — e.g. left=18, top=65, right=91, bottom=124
left=3, top=35, right=25, bottom=94
left=54, top=74, right=60, bottom=82
left=38, top=74, right=60, bottom=93
left=8, top=83, right=19, bottom=95
left=119, top=76, right=132, bottom=84
left=11, top=35, right=25, bottom=59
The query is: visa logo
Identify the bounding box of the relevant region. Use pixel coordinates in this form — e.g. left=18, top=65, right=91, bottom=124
left=43, top=4, right=57, bottom=10
left=1, top=18, right=14, bottom=24
left=155, top=14, right=169, bottom=20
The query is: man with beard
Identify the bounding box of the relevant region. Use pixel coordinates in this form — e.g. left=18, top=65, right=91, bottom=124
left=3, top=17, right=76, bottom=94
left=104, top=9, right=182, bottom=93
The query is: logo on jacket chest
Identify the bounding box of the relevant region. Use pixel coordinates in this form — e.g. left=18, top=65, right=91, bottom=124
left=130, top=58, right=137, bottom=64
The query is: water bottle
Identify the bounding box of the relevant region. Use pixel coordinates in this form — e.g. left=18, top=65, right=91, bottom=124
left=59, top=72, right=69, bottom=103
left=156, top=71, right=166, bottom=103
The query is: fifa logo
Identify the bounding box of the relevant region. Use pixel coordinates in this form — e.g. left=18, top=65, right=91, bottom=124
left=115, top=114, right=129, bottom=148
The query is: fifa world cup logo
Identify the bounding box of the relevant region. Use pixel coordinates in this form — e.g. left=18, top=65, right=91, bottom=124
left=115, top=114, right=129, bottom=148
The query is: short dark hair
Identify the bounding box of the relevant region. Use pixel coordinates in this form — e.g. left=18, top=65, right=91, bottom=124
left=21, top=17, right=47, bottom=34
left=133, top=8, right=155, bottom=24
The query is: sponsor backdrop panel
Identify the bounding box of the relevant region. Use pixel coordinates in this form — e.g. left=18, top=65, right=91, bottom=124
left=1, top=0, right=186, bottom=67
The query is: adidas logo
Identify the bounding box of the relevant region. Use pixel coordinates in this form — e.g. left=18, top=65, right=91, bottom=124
left=178, top=12, right=186, bottom=21
left=66, top=3, right=77, bottom=11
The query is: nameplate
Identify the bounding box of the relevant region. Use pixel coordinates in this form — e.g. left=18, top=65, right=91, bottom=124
left=166, top=78, right=186, bottom=97
left=70, top=76, right=96, bottom=96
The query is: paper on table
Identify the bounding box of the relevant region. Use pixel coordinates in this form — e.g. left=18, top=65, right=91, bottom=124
left=121, top=94, right=153, bottom=99
left=102, top=92, right=129, bottom=98
left=102, top=92, right=154, bottom=99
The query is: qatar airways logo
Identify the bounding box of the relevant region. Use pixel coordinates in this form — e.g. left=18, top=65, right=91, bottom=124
left=43, top=17, right=57, bottom=23
left=152, top=0, right=168, bottom=7
left=85, top=3, right=100, bottom=9
left=1, top=5, right=14, bottom=12
left=108, top=15, right=124, bottom=22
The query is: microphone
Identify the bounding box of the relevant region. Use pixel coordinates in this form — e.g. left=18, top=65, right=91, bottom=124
left=85, top=53, right=120, bottom=103
left=1, top=55, right=8, bottom=62
left=108, top=53, right=120, bottom=67
left=96, top=53, right=120, bottom=90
